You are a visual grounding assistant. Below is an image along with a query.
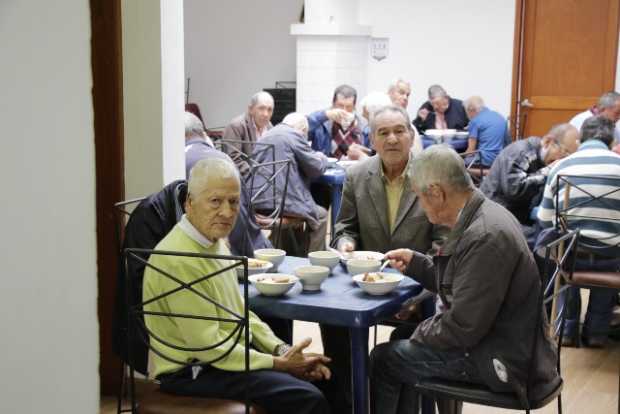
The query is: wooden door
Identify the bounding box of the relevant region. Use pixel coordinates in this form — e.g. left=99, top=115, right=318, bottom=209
left=511, top=0, right=620, bottom=138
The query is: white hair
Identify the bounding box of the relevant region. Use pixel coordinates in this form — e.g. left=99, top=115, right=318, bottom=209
left=188, top=158, right=240, bottom=198
left=387, top=78, right=411, bottom=93
left=428, top=84, right=448, bottom=100
left=411, top=145, right=473, bottom=193
left=360, top=92, right=392, bottom=119
left=282, top=112, right=309, bottom=133
left=185, top=111, right=205, bottom=138
left=249, top=91, right=274, bottom=108
left=463, top=96, right=485, bottom=114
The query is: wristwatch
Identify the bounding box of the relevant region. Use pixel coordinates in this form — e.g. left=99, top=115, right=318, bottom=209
left=274, top=343, right=292, bottom=356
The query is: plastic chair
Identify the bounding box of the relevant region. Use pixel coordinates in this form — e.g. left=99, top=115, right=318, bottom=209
left=413, top=230, right=580, bottom=414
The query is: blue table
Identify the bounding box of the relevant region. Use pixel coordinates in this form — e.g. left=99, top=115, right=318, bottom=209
left=316, top=167, right=346, bottom=236
left=422, top=136, right=468, bottom=152
left=247, top=256, right=422, bottom=414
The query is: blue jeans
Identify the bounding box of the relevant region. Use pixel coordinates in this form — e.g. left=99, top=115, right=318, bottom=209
left=370, top=340, right=481, bottom=414
left=560, top=256, right=620, bottom=339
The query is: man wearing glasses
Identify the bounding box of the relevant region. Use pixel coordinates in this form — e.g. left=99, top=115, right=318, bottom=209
left=480, top=123, right=579, bottom=225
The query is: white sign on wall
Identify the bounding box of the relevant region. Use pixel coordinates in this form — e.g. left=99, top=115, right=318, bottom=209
left=371, top=37, right=389, bottom=61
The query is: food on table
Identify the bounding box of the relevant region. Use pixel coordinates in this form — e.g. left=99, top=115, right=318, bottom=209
left=362, top=272, right=396, bottom=283
left=257, top=275, right=291, bottom=284
left=248, top=258, right=270, bottom=268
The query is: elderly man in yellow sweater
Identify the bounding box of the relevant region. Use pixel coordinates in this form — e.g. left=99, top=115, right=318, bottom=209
left=143, top=158, right=333, bottom=414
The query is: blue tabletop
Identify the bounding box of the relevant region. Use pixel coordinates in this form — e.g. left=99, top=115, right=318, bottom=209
left=422, top=136, right=468, bottom=152
left=316, top=166, right=346, bottom=185
left=246, top=256, right=422, bottom=328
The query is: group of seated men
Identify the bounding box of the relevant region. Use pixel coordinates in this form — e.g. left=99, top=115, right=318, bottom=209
left=132, top=79, right=620, bottom=413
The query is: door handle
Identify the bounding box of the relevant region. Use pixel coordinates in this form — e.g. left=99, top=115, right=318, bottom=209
left=521, top=98, right=534, bottom=108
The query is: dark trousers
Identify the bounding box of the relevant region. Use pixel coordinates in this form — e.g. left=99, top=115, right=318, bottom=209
left=159, top=365, right=330, bottom=414
left=370, top=340, right=481, bottom=414
left=319, top=324, right=353, bottom=414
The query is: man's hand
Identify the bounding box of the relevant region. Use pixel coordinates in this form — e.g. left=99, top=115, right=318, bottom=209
left=273, top=338, right=331, bottom=381
left=395, top=298, right=419, bottom=321
left=347, top=143, right=371, bottom=161
left=326, top=108, right=350, bottom=125
left=417, top=108, right=430, bottom=121
left=385, top=248, right=414, bottom=273
left=337, top=239, right=355, bottom=255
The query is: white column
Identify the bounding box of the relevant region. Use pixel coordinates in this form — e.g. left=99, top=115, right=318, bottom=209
left=292, top=0, right=371, bottom=114
left=122, top=0, right=186, bottom=199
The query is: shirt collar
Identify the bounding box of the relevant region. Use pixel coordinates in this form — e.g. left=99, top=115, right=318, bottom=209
left=178, top=214, right=214, bottom=249
left=578, top=139, right=609, bottom=151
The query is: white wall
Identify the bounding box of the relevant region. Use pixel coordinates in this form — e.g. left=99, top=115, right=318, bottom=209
left=0, top=1, right=98, bottom=413
left=184, top=0, right=303, bottom=128
left=359, top=0, right=517, bottom=118
left=123, top=0, right=186, bottom=200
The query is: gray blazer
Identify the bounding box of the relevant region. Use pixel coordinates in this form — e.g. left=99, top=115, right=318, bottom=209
left=222, top=112, right=273, bottom=177
left=331, top=155, right=436, bottom=254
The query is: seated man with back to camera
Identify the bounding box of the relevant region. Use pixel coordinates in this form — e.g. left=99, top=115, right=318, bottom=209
left=324, top=105, right=442, bottom=412
left=569, top=91, right=620, bottom=142
left=371, top=145, right=559, bottom=414
left=143, top=158, right=337, bottom=414
left=536, top=115, right=620, bottom=348
left=462, top=95, right=509, bottom=167
left=250, top=112, right=329, bottom=255
left=480, top=123, right=579, bottom=225
left=222, top=91, right=275, bottom=177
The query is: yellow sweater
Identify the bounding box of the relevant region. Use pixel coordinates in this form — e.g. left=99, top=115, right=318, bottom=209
left=143, top=224, right=283, bottom=377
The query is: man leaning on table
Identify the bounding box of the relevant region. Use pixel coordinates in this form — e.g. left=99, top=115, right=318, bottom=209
left=370, top=145, right=559, bottom=414
left=324, top=105, right=442, bottom=413
left=143, top=158, right=339, bottom=414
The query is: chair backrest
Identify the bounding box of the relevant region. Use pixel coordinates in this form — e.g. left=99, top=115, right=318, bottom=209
left=123, top=248, right=251, bottom=413
left=247, top=159, right=292, bottom=247
left=554, top=173, right=620, bottom=257
left=216, top=139, right=276, bottom=178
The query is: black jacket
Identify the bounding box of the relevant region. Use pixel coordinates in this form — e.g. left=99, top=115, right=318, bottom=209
left=413, top=98, right=468, bottom=134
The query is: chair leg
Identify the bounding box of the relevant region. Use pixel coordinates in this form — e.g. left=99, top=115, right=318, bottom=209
left=557, top=393, right=563, bottom=414
left=116, top=361, right=126, bottom=414
left=373, top=324, right=378, bottom=347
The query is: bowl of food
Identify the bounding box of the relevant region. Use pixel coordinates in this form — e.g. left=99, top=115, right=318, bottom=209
left=236, top=258, right=273, bottom=279
left=442, top=129, right=457, bottom=140
left=254, top=248, right=286, bottom=271
left=353, top=272, right=404, bottom=295
left=249, top=273, right=298, bottom=296
left=346, top=259, right=382, bottom=275
left=308, top=250, right=340, bottom=272
left=341, top=250, right=384, bottom=265
left=294, top=265, right=330, bottom=291
left=424, top=129, right=444, bottom=143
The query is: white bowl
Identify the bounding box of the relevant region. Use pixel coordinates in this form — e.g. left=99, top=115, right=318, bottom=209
left=254, top=248, right=286, bottom=271
left=442, top=129, right=457, bottom=140
left=454, top=131, right=469, bottom=139
left=308, top=250, right=340, bottom=271
left=294, top=265, right=330, bottom=291
left=347, top=259, right=381, bottom=275
left=235, top=258, right=273, bottom=279
left=424, top=129, right=444, bottom=137
left=353, top=272, right=404, bottom=295
left=249, top=273, right=298, bottom=296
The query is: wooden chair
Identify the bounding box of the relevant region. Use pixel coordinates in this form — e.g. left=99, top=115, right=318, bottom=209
left=459, top=150, right=489, bottom=186
left=413, top=230, right=580, bottom=414
left=122, top=248, right=265, bottom=414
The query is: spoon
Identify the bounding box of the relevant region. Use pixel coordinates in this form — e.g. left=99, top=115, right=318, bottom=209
left=379, top=259, right=390, bottom=272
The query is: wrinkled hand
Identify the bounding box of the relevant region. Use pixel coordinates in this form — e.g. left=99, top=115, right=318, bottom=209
left=395, top=299, right=419, bottom=321
left=273, top=338, right=331, bottom=381
left=337, top=239, right=355, bottom=254
left=385, top=248, right=414, bottom=273
left=418, top=108, right=430, bottom=121
left=326, top=108, right=351, bottom=125
left=347, top=143, right=370, bottom=161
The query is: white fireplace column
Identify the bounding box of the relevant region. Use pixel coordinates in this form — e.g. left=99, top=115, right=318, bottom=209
left=291, top=0, right=371, bottom=114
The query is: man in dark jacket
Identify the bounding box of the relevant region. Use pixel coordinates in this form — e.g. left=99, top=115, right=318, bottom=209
left=412, top=84, right=468, bottom=134
left=481, top=123, right=579, bottom=224
left=370, top=145, right=559, bottom=414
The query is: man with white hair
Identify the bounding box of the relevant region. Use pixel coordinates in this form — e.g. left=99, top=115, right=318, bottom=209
left=143, top=158, right=333, bottom=414
left=569, top=91, right=620, bottom=142
left=223, top=91, right=275, bottom=176
left=251, top=112, right=329, bottom=254
left=387, top=78, right=412, bottom=110
left=463, top=95, right=509, bottom=167
left=371, top=145, right=559, bottom=414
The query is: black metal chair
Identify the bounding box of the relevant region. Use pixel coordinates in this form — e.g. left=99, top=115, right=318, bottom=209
left=216, top=139, right=276, bottom=180
left=413, top=229, right=580, bottom=414
left=123, top=248, right=263, bottom=414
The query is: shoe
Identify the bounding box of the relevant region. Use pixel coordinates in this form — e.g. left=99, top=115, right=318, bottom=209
left=581, top=335, right=607, bottom=348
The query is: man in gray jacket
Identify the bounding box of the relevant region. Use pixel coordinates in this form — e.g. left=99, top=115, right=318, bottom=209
left=371, top=145, right=559, bottom=414
left=480, top=123, right=579, bottom=224
left=251, top=112, right=329, bottom=253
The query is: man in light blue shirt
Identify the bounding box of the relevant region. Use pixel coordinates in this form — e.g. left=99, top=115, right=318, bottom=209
left=464, top=96, right=508, bottom=167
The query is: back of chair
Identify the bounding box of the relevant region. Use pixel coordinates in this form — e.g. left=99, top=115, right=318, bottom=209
left=216, top=140, right=276, bottom=178
left=554, top=173, right=620, bottom=257
left=124, top=248, right=251, bottom=414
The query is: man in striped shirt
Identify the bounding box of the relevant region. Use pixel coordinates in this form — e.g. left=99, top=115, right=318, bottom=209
left=537, top=116, right=620, bottom=347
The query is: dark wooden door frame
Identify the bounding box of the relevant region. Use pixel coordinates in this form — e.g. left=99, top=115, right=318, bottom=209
left=91, top=0, right=125, bottom=395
